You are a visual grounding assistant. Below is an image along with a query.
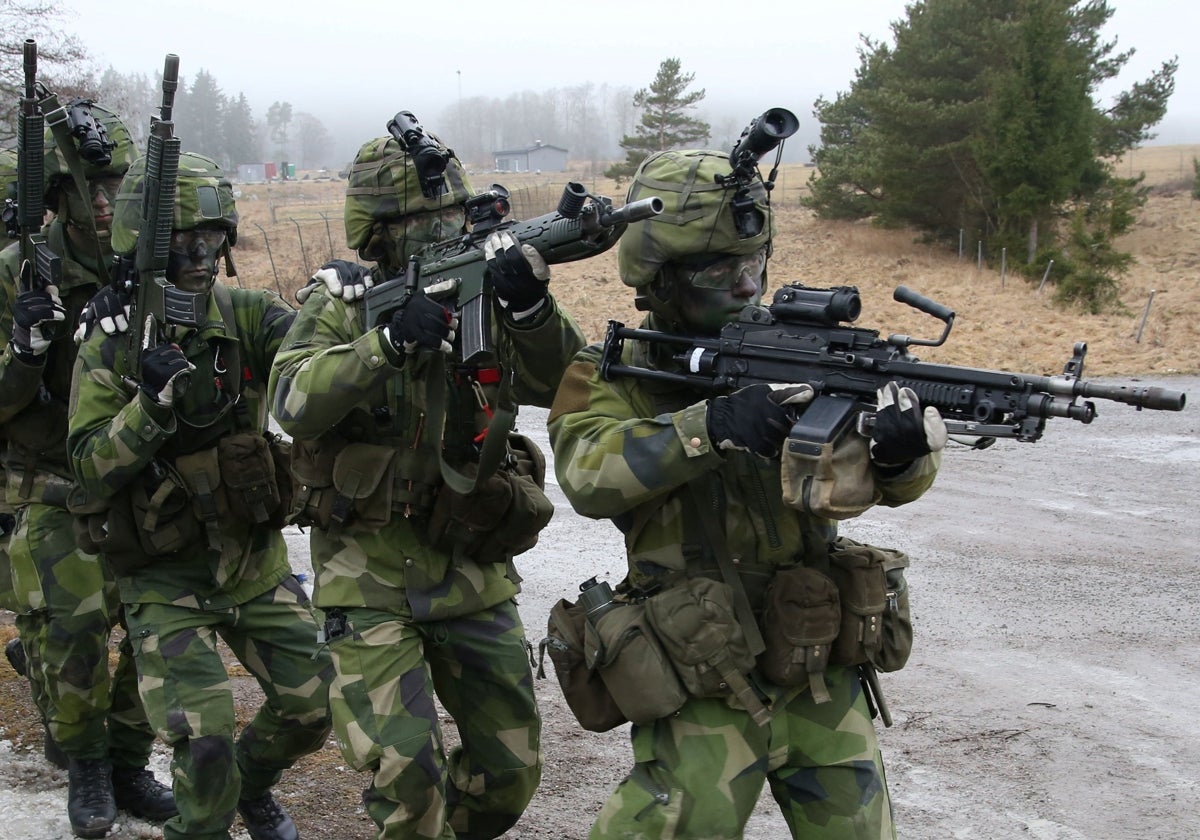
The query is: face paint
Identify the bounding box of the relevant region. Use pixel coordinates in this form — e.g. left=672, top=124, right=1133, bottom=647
left=167, top=228, right=227, bottom=291
left=364, top=207, right=466, bottom=273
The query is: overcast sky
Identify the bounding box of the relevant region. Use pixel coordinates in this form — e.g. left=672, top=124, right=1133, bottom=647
left=59, top=0, right=1200, bottom=164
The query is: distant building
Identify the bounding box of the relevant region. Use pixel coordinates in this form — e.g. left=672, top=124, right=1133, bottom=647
left=236, top=163, right=267, bottom=183
left=493, top=141, right=568, bottom=173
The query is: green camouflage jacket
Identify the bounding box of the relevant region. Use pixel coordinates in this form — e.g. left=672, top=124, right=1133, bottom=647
left=269, top=287, right=585, bottom=618
left=0, top=222, right=109, bottom=511
left=548, top=313, right=941, bottom=593
left=67, top=281, right=297, bottom=607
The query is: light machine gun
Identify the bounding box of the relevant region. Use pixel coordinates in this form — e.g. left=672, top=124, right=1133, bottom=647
left=363, top=182, right=663, bottom=364
left=600, top=283, right=1187, bottom=450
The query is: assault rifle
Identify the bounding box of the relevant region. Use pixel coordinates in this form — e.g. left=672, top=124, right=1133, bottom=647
left=12, top=39, right=62, bottom=325
left=118, top=54, right=182, bottom=386
left=363, top=182, right=664, bottom=364
left=600, top=283, right=1186, bottom=449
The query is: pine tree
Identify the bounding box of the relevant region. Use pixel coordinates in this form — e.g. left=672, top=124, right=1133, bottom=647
left=605, top=58, right=710, bottom=181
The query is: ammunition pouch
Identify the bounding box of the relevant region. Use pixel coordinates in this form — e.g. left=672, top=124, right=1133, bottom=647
left=427, top=433, right=553, bottom=563
left=537, top=597, right=629, bottom=733
left=828, top=537, right=913, bottom=673
left=759, top=565, right=841, bottom=702
left=780, top=420, right=881, bottom=520
left=289, top=438, right=399, bottom=534
left=584, top=600, right=686, bottom=726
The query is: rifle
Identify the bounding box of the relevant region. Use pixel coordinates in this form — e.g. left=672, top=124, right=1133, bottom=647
left=13, top=39, right=62, bottom=325
left=363, top=183, right=664, bottom=364
left=120, top=54, right=182, bottom=386
left=600, top=283, right=1186, bottom=449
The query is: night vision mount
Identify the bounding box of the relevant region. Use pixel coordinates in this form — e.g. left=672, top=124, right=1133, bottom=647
left=387, top=110, right=452, bottom=200
left=717, top=107, right=800, bottom=238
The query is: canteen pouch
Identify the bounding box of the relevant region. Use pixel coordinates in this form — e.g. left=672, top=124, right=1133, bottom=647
left=780, top=396, right=882, bottom=520
left=759, top=565, right=841, bottom=702
left=584, top=601, right=687, bottom=726
left=829, top=537, right=913, bottom=672
left=428, top=433, right=554, bottom=562
left=537, top=597, right=628, bottom=733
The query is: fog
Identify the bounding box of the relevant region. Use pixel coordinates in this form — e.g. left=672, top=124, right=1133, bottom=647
left=58, top=0, right=1200, bottom=167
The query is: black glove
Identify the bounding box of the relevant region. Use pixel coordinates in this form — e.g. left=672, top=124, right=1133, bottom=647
left=74, top=285, right=132, bottom=343
left=706, top=383, right=815, bottom=458
left=139, top=343, right=195, bottom=407
left=484, top=230, right=550, bottom=316
left=870, top=382, right=948, bottom=466
left=296, top=259, right=374, bottom=304
left=11, top=285, right=66, bottom=359
left=387, top=293, right=456, bottom=355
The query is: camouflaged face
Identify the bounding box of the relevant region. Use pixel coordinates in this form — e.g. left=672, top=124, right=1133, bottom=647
left=618, top=149, right=775, bottom=289
left=344, top=134, right=472, bottom=253
left=110, top=151, right=239, bottom=255
left=43, top=102, right=138, bottom=189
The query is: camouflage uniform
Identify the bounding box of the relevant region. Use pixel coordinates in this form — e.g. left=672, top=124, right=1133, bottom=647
left=68, top=152, right=333, bottom=840
left=548, top=149, right=942, bottom=839
left=269, top=134, right=585, bottom=840
left=0, top=109, right=157, bottom=773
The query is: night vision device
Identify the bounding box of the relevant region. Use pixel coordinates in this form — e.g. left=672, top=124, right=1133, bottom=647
left=387, top=110, right=452, bottom=200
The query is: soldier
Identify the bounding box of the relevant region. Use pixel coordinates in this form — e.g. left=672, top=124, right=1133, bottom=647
left=547, top=149, right=946, bottom=839
left=67, top=151, right=333, bottom=840
left=0, top=105, right=176, bottom=837
left=269, top=132, right=585, bottom=839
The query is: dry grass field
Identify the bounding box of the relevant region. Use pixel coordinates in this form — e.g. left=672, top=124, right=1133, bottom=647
left=230, top=145, right=1200, bottom=379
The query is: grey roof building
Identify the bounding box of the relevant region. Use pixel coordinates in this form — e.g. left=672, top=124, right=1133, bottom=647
left=493, top=141, right=568, bottom=173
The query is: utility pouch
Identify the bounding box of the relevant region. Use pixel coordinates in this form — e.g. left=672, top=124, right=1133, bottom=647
left=584, top=601, right=686, bottom=726
left=829, top=537, right=913, bottom=672
left=537, top=597, right=628, bottom=733
left=329, top=443, right=397, bottom=533
left=759, top=566, right=841, bottom=702
left=644, top=577, right=757, bottom=699
left=217, top=431, right=281, bottom=526
left=427, top=433, right=554, bottom=563
left=780, top=396, right=882, bottom=520
left=4, top=399, right=69, bottom=503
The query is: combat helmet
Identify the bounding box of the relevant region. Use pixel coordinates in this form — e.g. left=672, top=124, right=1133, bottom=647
left=618, top=148, right=775, bottom=321
left=344, top=133, right=472, bottom=273
left=42, top=100, right=138, bottom=208
left=111, top=151, right=239, bottom=325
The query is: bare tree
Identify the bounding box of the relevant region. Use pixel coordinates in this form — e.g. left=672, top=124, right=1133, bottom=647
left=0, top=0, right=90, bottom=142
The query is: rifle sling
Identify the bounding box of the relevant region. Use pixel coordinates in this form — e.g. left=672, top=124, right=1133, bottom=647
left=425, top=351, right=515, bottom=495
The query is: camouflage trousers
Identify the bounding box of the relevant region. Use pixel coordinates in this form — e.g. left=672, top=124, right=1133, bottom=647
left=326, top=599, right=543, bottom=840
left=124, top=576, right=334, bottom=840
left=590, top=665, right=895, bottom=840
left=5, top=502, right=155, bottom=765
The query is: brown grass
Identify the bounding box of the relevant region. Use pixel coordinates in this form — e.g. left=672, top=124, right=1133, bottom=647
left=233, top=148, right=1200, bottom=378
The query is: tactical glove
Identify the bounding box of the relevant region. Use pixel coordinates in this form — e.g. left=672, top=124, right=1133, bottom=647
left=11, top=284, right=66, bottom=359
left=74, top=285, right=131, bottom=343
left=484, top=230, right=550, bottom=318
left=870, top=382, right=947, bottom=466
left=385, top=293, right=457, bottom=355
left=296, top=259, right=374, bottom=304
left=706, top=383, right=815, bottom=458
left=139, top=343, right=195, bottom=407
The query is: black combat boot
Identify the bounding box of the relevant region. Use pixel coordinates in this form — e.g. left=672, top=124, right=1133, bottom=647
left=67, top=757, right=116, bottom=839
left=237, top=791, right=300, bottom=840
left=112, top=765, right=178, bottom=821
left=4, top=637, right=26, bottom=675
